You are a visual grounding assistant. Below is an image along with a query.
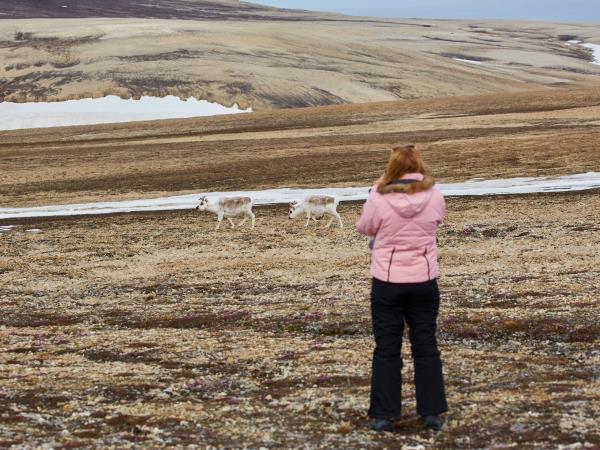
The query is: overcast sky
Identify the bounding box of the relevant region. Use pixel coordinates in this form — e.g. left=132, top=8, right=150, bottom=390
left=257, top=0, right=600, bottom=22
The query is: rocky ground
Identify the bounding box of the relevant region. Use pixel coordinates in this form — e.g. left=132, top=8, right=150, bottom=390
left=1, top=191, right=598, bottom=448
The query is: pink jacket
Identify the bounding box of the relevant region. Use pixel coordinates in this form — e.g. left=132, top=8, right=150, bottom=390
left=356, top=173, right=446, bottom=284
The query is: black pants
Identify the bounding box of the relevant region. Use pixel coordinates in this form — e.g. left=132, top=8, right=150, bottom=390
left=369, top=277, right=448, bottom=419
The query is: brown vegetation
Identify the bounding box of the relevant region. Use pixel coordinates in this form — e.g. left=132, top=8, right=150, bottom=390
left=1, top=192, right=598, bottom=447
left=1, top=87, right=599, bottom=208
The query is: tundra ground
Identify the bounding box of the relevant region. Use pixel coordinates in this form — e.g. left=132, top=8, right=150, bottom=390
left=1, top=191, right=598, bottom=448
left=2, top=87, right=600, bottom=208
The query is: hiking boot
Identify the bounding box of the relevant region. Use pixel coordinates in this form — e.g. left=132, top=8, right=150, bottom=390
left=422, top=415, right=444, bottom=431
left=369, top=418, right=395, bottom=432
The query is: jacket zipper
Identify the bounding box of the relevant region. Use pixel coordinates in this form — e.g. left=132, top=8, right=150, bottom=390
left=423, top=248, right=431, bottom=281
left=387, top=247, right=396, bottom=282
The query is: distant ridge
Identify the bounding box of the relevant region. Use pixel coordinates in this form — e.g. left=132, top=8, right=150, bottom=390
left=1, top=2, right=599, bottom=108
left=0, top=0, right=330, bottom=21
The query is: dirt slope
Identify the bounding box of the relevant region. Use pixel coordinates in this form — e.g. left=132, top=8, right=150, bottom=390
left=1, top=88, right=599, bottom=208
left=1, top=11, right=599, bottom=107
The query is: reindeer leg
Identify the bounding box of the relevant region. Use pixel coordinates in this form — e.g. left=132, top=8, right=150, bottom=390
left=238, top=217, right=248, bottom=227
left=334, top=211, right=344, bottom=229
left=227, top=218, right=235, bottom=228
left=305, top=212, right=311, bottom=227
left=216, top=214, right=223, bottom=230
left=250, top=211, right=256, bottom=229
left=325, top=216, right=335, bottom=228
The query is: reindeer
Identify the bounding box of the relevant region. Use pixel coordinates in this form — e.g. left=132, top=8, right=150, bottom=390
left=196, top=196, right=255, bottom=230
left=288, top=195, right=343, bottom=228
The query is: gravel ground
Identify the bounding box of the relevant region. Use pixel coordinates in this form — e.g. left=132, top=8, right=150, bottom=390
left=1, top=191, right=598, bottom=448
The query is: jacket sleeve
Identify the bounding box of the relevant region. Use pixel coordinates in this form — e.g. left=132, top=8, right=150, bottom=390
left=436, top=191, right=447, bottom=225
left=356, top=195, right=383, bottom=236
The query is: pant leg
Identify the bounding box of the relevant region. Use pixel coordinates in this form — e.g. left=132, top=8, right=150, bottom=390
left=368, top=278, right=406, bottom=420
left=404, top=279, right=448, bottom=416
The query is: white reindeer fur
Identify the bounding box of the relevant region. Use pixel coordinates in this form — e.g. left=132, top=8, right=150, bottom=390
left=196, top=196, right=255, bottom=230
left=289, top=195, right=343, bottom=228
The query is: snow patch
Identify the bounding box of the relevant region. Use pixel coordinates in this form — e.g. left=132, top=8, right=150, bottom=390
left=0, top=225, right=17, bottom=232
left=455, top=58, right=484, bottom=65
left=0, top=173, right=599, bottom=220
left=0, top=95, right=252, bottom=131
left=26, top=229, right=42, bottom=233
left=581, top=43, right=600, bottom=65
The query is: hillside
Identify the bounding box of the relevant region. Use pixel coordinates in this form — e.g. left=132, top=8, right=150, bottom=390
left=0, top=2, right=599, bottom=108
left=1, top=87, right=599, bottom=208
left=0, top=0, right=327, bottom=21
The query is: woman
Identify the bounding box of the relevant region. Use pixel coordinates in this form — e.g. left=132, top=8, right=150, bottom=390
left=356, top=145, right=448, bottom=432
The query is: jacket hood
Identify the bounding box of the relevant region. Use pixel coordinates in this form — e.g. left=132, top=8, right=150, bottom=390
left=380, top=173, right=435, bottom=218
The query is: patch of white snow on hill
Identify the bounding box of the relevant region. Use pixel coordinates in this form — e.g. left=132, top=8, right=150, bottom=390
left=0, top=95, right=252, bottom=131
